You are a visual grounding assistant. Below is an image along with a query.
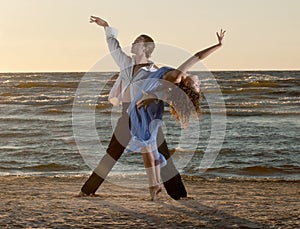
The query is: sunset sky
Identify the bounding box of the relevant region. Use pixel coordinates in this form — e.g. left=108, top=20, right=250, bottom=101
left=1, top=0, right=299, bottom=72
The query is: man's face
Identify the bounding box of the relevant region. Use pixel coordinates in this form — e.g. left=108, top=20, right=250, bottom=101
left=131, top=36, right=145, bottom=56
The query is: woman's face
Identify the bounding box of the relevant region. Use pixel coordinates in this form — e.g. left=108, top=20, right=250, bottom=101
left=183, top=75, right=201, bottom=93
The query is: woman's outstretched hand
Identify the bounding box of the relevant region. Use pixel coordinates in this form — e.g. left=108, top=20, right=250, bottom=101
left=136, top=98, right=158, bottom=110
left=217, top=29, right=226, bottom=45
left=136, top=93, right=158, bottom=110
left=89, top=16, right=109, bottom=27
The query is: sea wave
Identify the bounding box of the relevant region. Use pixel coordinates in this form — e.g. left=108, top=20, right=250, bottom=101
left=225, top=110, right=300, bottom=116
left=244, top=81, right=279, bottom=88
left=21, top=163, right=79, bottom=171
left=0, top=96, right=74, bottom=106
left=182, top=174, right=300, bottom=182
left=15, top=81, right=79, bottom=89
left=40, top=108, right=70, bottom=115
left=203, top=165, right=300, bottom=177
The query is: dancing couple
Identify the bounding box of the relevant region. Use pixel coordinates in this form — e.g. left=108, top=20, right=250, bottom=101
left=77, top=16, right=225, bottom=200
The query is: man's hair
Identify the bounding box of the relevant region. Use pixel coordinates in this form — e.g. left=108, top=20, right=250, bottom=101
left=139, top=34, right=155, bottom=58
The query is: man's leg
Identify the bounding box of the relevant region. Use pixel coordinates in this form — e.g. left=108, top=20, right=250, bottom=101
left=80, top=135, right=126, bottom=194
left=157, top=128, right=187, bottom=200
left=81, top=108, right=131, bottom=195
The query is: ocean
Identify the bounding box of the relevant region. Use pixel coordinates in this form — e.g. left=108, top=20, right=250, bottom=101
left=0, top=71, right=299, bottom=181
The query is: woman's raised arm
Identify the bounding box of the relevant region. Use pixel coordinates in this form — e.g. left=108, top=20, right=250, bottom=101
left=165, top=29, right=226, bottom=83
left=178, top=29, right=225, bottom=73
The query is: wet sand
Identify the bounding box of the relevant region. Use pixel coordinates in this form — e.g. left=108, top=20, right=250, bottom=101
left=0, top=175, right=299, bottom=228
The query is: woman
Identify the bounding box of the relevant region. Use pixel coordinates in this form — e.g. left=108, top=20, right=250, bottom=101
left=127, top=29, right=226, bottom=200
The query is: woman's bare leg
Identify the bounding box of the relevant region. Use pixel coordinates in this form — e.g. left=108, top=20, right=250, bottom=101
left=142, top=146, right=160, bottom=200
left=154, top=162, right=162, bottom=194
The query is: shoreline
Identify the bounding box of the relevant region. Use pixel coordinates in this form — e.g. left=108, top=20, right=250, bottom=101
left=1, top=175, right=299, bottom=228
left=1, top=172, right=299, bottom=182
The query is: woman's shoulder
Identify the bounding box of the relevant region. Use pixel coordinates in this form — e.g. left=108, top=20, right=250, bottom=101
left=157, top=66, right=174, bottom=78
left=162, top=68, right=183, bottom=83
left=147, top=66, right=174, bottom=80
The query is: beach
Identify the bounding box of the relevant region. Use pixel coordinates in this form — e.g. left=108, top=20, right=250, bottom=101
left=0, top=175, right=299, bottom=228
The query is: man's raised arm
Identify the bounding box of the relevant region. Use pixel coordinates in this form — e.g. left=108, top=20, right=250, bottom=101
left=90, top=16, right=131, bottom=70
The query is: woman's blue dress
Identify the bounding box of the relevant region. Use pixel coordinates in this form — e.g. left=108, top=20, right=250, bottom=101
left=127, top=67, right=173, bottom=167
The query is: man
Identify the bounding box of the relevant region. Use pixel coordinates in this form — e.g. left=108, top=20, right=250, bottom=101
left=77, top=16, right=187, bottom=200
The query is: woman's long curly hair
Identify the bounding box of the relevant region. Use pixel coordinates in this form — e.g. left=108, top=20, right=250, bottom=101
left=169, top=81, right=202, bottom=128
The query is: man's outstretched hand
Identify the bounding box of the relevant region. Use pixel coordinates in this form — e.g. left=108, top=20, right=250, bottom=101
left=90, top=16, right=109, bottom=27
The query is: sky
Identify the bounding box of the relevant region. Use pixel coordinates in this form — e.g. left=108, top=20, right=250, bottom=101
left=0, top=0, right=300, bottom=72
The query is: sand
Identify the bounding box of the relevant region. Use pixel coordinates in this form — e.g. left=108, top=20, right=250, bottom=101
left=0, top=175, right=299, bottom=228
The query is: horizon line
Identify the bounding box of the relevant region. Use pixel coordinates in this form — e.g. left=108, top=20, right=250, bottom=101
left=1, top=69, right=300, bottom=73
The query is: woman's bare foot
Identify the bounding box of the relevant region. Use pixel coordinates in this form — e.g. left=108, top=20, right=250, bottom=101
left=156, top=184, right=163, bottom=195
left=149, top=185, right=161, bottom=201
